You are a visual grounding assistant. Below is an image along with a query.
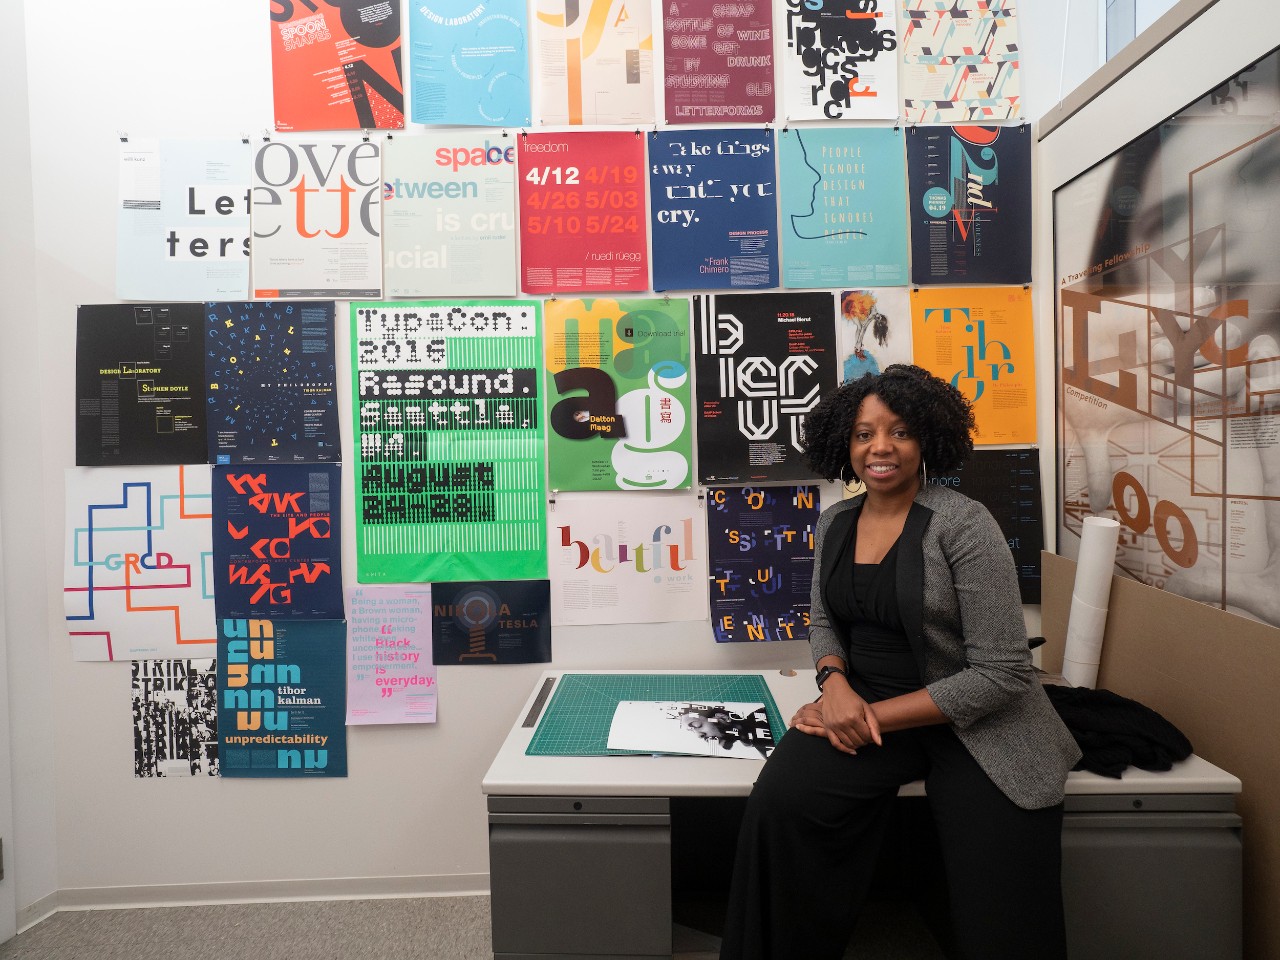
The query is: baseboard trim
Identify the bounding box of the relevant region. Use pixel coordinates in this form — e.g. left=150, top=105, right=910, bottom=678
left=16, top=892, right=58, bottom=932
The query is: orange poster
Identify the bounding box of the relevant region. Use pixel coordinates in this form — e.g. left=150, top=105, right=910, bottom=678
left=909, top=286, right=1036, bottom=445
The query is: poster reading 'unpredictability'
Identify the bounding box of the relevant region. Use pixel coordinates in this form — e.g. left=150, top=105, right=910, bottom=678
left=431, top=580, right=552, bottom=664
left=663, top=0, right=774, bottom=124
left=707, top=485, right=818, bottom=642
left=694, top=293, right=835, bottom=483
left=132, top=659, right=219, bottom=778
left=535, top=0, right=654, bottom=124
left=346, top=585, right=437, bottom=724
left=353, top=300, right=547, bottom=583
left=901, top=0, right=1020, bottom=123
left=781, top=0, right=898, bottom=121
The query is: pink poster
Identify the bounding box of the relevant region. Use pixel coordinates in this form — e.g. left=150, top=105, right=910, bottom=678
left=663, top=0, right=775, bottom=124
left=345, top=585, right=437, bottom=725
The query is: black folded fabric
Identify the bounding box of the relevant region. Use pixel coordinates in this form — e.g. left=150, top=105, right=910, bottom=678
left=1043, top=684, right=1194, bottom=778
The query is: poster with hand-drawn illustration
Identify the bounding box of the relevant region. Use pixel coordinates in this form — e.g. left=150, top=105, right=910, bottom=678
left=707, top=485, right=818, bottom=643
left=132, top=659, right=219, bottom=778
left=663, top=0, right=774, bottom=124
left=837, top=289, right=913, bottom=383
left=534, top=0, right=654, bottom=125
left=907, top=125, right=1031, bottom=285
left=346, top=585, right=437, bottom=724
left=431, top=580, right=552, bottom=664
left=901, top=0, right=1020, bottom=123
left=694, top=292, right=835, bottom=483
left=546, top=297, right=693, bottom=490
left=780, top=0, right=897, bottom=120
left=1054, top=48, right=1280, bottom=627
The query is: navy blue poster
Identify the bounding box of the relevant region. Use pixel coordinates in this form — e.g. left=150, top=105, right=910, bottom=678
left=212, top=464, right=344, bottom=620
left=648, top=129, right=778, bottom=292
left=217, top=617, right=347, bottom=778
left=707, top=485, right=819, bottom=642
left=907, top=125, right=1031, bottom=285
left=204, top=301, right=340, bottom=464
left=430, top=580, right=552, bottom=664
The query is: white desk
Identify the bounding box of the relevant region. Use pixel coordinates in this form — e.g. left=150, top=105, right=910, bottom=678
left=484, top=670, right=1242, bottom=960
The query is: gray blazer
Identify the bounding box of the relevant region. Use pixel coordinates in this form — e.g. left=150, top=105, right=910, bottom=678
left=809, top=483, right=1082, bottom=810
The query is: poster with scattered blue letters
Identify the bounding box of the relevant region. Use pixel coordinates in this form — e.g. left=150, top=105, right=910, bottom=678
left=707, top=485, right=819, bottom=642
left=648, top=129, right=778, bottom=291
left=779, top=127, right=909, bottom=288
left=218, top=617, right=347, bottom=778
left=204, top=301, right=340, bottom=464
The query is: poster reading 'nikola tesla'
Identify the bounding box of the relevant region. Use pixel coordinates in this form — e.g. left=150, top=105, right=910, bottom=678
left=1054, top=48, right=1280, bottom=628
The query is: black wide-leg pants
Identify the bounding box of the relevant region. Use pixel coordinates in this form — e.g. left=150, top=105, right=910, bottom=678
left=720, top=726, right=1068, bottom=960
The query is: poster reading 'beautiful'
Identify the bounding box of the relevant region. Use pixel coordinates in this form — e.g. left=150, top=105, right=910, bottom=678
left=534, top=0, right=654, bottom=125
left=663, top=0, right=774, bottom=124
left=780, top=0, right=897, bottom=120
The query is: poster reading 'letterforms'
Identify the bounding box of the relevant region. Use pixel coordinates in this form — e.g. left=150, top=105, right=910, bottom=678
left=907, top=125, right=1031, bottom=285
left=431, top=580, right=552, bottom=664
left=694, top=293, right=836, bottom=483
left=270, top=0, right=404, bottom=131
left=546, top=297, right=693, bottom=490
left=707, top=485, right=818, bottom=643
left=132, top=659, right=219, bottom=778
left=204, top=301, right=340, bottom=464
left=663, top=0, right=774, bottom=124
left=781, top=0, right=897, bottom=120
left=535, top=0, right=654, bottom=125
left=346, top=586, right=437, bottom=725
left=352, top=300, right=547, bottom=583
left=901, top=0, right=1020, bottom=123
left=218, top=618, right=348, bottom=778
left=837, top=288, right=913, bottom=383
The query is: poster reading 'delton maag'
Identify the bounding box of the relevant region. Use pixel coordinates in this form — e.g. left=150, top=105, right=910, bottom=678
left=694, top=293, right=836, bottom=483
left=204, top=301, right=339, bottom=464
left=837, top=288, right=913, bottom=383
left=346, top=585, right=437, bottom=725
left=663, top=0, right=774, bottom=124
left=117, top=138, right=251, bottom=301
left=902, top=0, right=1020, bottom=123
left=77, top=304, right=208, bottom=466
left=431, top=580, right=552, bottom=664
left=910, top=286, right=1035, bottom=445
left=535, top=0, right=653, bottom=125
left=132, top=659, right=219, bottom=778
left=707, top=485, right=818, bottom=642
left=648, top=130, right=778, bottom=291
left=550, top=492, right=707, bottom=626
left=383, top=134, right=518, bottom=297
left=519, top=132, right=648, bottom=294
left=409, top=0, right=530, bottom=125
left=270, top=0, right=404, bottom=131
left=352, top=300, right=547, bottom=583
left=252, top=139, right=382, bottom=299
left=546, top=297, right=692, bottom=490
left=211, top=464, right=344, bottom=621
left=779, top=127, right=910, bottom=288
left=780, top=0, right=897, bottom=120
left=907, top=125, right=1031, bottom=285
left=218, top=617, right=347, bottom=778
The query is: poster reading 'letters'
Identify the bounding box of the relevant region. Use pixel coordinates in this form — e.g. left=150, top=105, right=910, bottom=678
left=535, top=0, right=654, bottom=125
left=352, top=300, right=547, bottom=583
left=901, top=0, right=1020, bottom=123
left=346, top=586, right=437, bottom=724
left=781, top=0, right=897, bottom=120
left=663, top=0, right=774, bottom=124
left=545, top=297, right=693, bottom=490
left=694, top=293, right=836, bottom=483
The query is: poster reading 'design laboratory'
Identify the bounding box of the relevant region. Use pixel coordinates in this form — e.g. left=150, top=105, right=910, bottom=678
left=431, top=580, right=552, bottom=664
left=518, top=132, right=648, bottom=294
left=694, top=292, right=836, bottom=483
left=352, top=300, right=547, bottom=583
left=545, top=297, right=693, bottom=490
left=648, top=129, right=778, bottom=291
left=901, top=0, right=1020, bottom=123
left=346, top=585, right=437, bottom=725
left=132, top=659, right=219, bottom=778
left=218, top=617, right=348, bottom=778
left=663, top=0, right=774, bottom=124
left=534, top=0, right=654, bottom=125
left=707, top=485, right=818, bottom=642
left=907, top=125, right=1031, bottom=285
left=780, top=0, right=898, bottom=121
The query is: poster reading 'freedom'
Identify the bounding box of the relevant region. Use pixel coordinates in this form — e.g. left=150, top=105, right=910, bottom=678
left=663, top=0, right=774, bottom=124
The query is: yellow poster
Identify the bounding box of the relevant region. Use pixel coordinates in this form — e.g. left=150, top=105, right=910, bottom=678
left=910, top=286, right=1036, bottom=445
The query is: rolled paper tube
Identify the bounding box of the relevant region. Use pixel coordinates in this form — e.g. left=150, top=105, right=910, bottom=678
left=1062, top=658, right=1101, bottom=689
left=1073, top=516, right=1121, bottom=608
left=1063, top=597, right=1109, bottom=664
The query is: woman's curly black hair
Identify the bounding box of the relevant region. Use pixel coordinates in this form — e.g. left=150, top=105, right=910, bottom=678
left=801, top=364, right=976, bottom=480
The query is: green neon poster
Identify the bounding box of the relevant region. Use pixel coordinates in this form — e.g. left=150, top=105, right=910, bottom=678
left=352, top=300, right=547, bottom=582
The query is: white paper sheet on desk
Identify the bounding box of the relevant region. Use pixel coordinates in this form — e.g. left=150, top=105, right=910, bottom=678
left=607, top=701, right=774, bottom=759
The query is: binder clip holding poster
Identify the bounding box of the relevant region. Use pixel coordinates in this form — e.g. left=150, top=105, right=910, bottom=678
left=1062, top=516, right=1121, bottom=688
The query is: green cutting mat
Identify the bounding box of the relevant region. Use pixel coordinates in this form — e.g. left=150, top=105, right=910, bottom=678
left=526, top=673, right=785, bottom=756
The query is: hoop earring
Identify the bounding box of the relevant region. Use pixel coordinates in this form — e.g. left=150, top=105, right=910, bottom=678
left=840, top=462, right=859, bottom=490
left=920, top=460, right=928, bottom=487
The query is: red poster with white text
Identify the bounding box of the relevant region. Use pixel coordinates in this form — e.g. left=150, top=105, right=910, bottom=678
left=518, top=132, right=649, bottom=294
left=269, top=0, right=404, bottom=132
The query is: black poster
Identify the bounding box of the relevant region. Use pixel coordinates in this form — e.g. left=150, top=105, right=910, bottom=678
left=694, top=292, right=836, bottom=483
left=431, top=580, right=552, bottom=665
left=907, top=125, right=1031, bottom=285
left=76, top=303, right=208, bottom=465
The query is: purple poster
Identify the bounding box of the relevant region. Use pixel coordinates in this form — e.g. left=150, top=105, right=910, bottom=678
left=663, top=0, right=775, bottom=124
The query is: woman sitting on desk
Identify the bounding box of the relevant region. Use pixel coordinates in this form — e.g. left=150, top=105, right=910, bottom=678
left=720, top=365, right=1081, bottom=960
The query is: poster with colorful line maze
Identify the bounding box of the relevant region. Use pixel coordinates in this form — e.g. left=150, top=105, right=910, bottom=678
left=63, top=465, right=216, bottom=662
left=352, top=300, right=547, bottom=582
left=204, top=301, right=340, bottom=464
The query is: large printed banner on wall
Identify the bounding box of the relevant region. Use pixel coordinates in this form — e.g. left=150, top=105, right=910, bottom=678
left=907, top=125, right=1031, bottom=285
left=901, top=0, right=1020, bottom=123
left=780, top=0, right=897, bottom=120
left=353, top=300, right=547, bottom=582
left=383, top=134, right=518, bottom=297
left=545, top=297, right=692, bottom=490
left=269, top=0, right=404, bottom=131
left=534, top=0, right=654, bottom=125
left=648, top=129, right=778, bottom=291
left=64, top=465, right=216, bottom=662
left=694, top=292, right=835, bottom=483
left=408, top=0, right=531, bottom=126
left=549, top=492, right=707, bottom=625
left=662, top=0, right=774, bottom=124
left=251, top=140, right=382, bottom=299
left=910, top=286, right=1035, bottom=445
left=116, top=138, right=251, bottom=302
left=518, top=132, right=648, bottom=294
left=779, top=127, right=909, bottom=289
left=836, top=288, right=913, bottom=383
left=706, top=485, right=818, bottom=643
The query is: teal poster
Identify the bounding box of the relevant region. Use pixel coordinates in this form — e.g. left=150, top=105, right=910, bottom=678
left=779, top=127, right=909, bottom=288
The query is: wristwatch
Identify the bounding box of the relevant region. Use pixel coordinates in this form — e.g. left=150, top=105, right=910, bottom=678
left=815, top=665, right=847, bottom=691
